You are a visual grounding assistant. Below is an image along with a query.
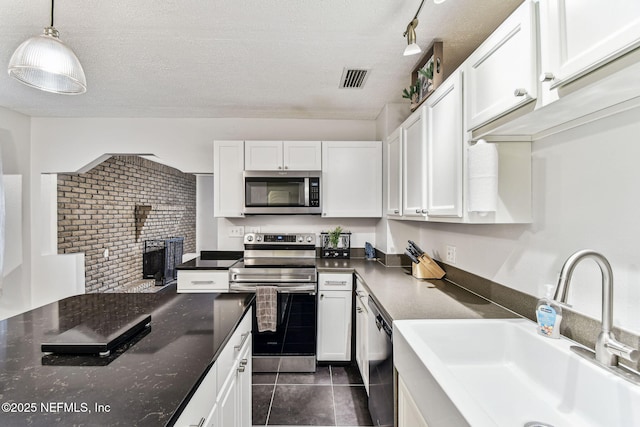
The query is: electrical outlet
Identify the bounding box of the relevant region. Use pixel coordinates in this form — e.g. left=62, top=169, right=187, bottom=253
left=446, top=245, right=456, bottom=264
left=228, top=226, right=245, bottom=237
left=247, top=226, right=260, bottom=233
left=103, top=248, right=109, bottom=258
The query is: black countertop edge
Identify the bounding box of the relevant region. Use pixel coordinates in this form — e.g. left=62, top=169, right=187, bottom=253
left=167, top=294, right=254, bottom=426
left=176, top=257, right=243, bottom=270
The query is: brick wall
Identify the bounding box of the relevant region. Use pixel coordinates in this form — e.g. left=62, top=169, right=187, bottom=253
left=58, top=156, right=196, bottom=293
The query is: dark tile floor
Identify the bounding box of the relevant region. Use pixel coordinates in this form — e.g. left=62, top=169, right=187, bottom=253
left=252, top=364, right=374, bottom=427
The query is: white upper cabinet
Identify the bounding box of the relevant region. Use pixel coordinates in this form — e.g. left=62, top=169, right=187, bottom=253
left=464, top=0, right=537, bottom=131
left=245, top=140, right=321, bottom=171
left=214, top=140, right=245, bottom=218
left=244, top=140, right=283, bottom=170
left=322, top=141, right=382, bottom=218
left=425, top=70, right=463, bottom=218
left=283, top=141, right=322, bottom=170
left=539, top=0, right=640, bottom=90
left=385, top=128, right=403, bottom=217
left=402, top=108, right=428, bottom=218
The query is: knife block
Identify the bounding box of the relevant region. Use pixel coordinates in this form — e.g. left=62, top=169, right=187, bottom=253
left=412, top=254, right=446, bottom=279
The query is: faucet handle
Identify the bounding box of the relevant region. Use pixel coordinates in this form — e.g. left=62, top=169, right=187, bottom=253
left=606, top=339, right=640, bottom=363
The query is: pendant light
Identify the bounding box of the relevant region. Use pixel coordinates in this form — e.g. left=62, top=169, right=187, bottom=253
left=8, top=0, right=87, bottom=95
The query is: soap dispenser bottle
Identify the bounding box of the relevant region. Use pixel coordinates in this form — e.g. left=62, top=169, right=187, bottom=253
left=536, top=284, right=562, bottom=338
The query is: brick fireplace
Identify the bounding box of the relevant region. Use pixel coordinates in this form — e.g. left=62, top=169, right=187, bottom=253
left=57, top=156, right=196, bottom=293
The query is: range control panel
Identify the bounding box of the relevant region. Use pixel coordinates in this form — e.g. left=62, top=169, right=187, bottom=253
left=244, top=233, right=316, bottom=245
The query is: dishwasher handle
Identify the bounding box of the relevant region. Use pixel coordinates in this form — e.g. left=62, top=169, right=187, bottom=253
left=375, top=314, right=392, bottom=337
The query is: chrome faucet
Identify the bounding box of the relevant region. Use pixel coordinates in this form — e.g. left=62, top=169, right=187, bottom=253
left=554, top=249, right=639, bottom=368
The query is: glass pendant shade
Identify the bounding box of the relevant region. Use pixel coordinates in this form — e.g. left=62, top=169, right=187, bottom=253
left=8, top=27, right=86, bottom=95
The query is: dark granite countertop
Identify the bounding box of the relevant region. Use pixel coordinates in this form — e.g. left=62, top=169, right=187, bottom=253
left=176, top=250, right=243, bottom=270
left=317, top=259, right=517, bottom=322
left=0, top=289, right=254, bottom=426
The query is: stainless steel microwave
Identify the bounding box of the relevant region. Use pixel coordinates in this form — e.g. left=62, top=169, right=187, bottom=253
left=243, top=171, right=321, bottom=215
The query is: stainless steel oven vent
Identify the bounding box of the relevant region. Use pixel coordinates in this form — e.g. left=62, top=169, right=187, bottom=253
left=339, top=68, right=370, bottom=88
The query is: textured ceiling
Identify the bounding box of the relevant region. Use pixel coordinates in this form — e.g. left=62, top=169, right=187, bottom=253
left=0, top=0, right=522, bottom=119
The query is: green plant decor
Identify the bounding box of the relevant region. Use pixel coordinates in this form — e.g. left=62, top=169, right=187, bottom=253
left=402, top=79, right=421, bottom=103
left=418, top=60, right=434, bottom=80
left=329, top=226, right=343, bottom=248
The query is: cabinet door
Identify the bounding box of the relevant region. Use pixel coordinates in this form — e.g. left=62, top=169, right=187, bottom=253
left=385, top=128, right=403, bottom=217
left=283, top=141, right=322, bottom=170
left=317, top=290, right=352, bottom=361
left=218, top=370, right=238, bottom=427
left=321, top=141, right=382, bottom=218
left=214, top=140, right=245, bottom=218
left=398, top=376, right=430, bottom=427
left=465, top=1, right=537, bottom=130
left=425, top=70, right=463, bottom=218
left=244, top=140, right=283, bottom=170
left=539, top=0, right=640, bottom=89
left=237, top=336, right=252, bottom=427
left=402, top=108, right=427, bottom=218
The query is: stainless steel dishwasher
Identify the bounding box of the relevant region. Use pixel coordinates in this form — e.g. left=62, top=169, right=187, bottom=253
left=368, top=296, right=394, bottom=427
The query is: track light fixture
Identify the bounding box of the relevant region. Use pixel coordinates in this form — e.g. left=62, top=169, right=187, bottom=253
left=403, top=0, right=446, bottom=56
left=8, top=0, right=87, bottom=94
left=403, top=0, right=425, bottom=56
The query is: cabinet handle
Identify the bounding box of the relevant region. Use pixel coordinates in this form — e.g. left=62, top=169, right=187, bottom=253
left=320, top=293, right=324, bottom=299
left=238, top=365, right=246, bottom=373
left=240, top=358, right=248, bottom=366
left=394, top=209, right=399, bottom=214
left=415, top=209, right=421, bottom=214
left=278, top=166, right=282, bottom=169
left=190, top=280, right=215, bottom=285
left=421, top=209, right=428, bottom=214
left=356, top=307, right=363, bottom=313
left=189, top=417, right=206, bottom=427
left=284, top=165, right=289, bottom=169
left=514, top=88, right=528, bottom=97
left=234, top=332, right=250, bottom=351
left=539, top=72, right=555, bottom=82
left=324, top=280, right=347, bottom=286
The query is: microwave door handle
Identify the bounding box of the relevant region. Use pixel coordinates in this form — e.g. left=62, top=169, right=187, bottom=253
left=304, top=177, right=310, bottom=207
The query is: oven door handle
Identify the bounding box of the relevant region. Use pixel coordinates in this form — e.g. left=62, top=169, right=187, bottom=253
left=229, top=283, right=316, bottom=294
left=230, top=273, right=316, bottom=283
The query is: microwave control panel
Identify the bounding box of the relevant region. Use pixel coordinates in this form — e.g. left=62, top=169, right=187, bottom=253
left=309, top=178, right=320, bottom=207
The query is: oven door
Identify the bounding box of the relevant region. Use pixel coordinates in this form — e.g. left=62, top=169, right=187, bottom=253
left=231, top=283, right=317, bottom=373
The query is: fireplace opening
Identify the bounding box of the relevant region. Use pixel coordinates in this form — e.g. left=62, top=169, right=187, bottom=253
left=143, top=237, right=184, bottom=286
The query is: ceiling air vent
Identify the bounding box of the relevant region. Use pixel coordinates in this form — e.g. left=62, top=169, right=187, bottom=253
left=339, top=68, right=370, bottom=89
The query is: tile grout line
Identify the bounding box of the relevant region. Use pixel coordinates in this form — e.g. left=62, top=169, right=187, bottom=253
left=264, top=371, right=279, bottom=426
left=330, top=365, right=338, bottom=427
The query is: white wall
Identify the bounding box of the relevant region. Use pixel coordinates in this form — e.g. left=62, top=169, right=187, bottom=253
left=31, top=118, right=375, bottom=174
left=217, top=216, right=378, bottom=250
left=379, top=106, right=640, bottom=335
left=0, top=107, right=31, bottom=320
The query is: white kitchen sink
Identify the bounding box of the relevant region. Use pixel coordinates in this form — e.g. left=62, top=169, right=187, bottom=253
left=394, top=318, right=640, bottom=427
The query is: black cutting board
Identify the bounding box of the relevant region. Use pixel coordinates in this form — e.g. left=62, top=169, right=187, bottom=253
left=41, top=314, right=151, bottom=356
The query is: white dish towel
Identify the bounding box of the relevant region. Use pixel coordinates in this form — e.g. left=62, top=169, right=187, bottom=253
left=256, top=286, right=277, bottom=333
left=467, top=139, right=498, bottom=215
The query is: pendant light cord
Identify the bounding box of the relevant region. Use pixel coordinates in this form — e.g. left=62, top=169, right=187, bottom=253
left=50, top=0, right=55, bottom=27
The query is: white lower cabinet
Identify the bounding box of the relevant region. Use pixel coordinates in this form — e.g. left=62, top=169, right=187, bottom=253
left=354, top=276, right=370, bottom=393
left=175, top=309, right=252, bottom=427
left=177, top=270, right=230, bottom=293
left=317, top=273, right=353, bottom=362
left=398, top=375, right=430, bottom=427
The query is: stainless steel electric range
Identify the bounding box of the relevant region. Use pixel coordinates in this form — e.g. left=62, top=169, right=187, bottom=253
left=229, top=232, right=317, bottom=373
